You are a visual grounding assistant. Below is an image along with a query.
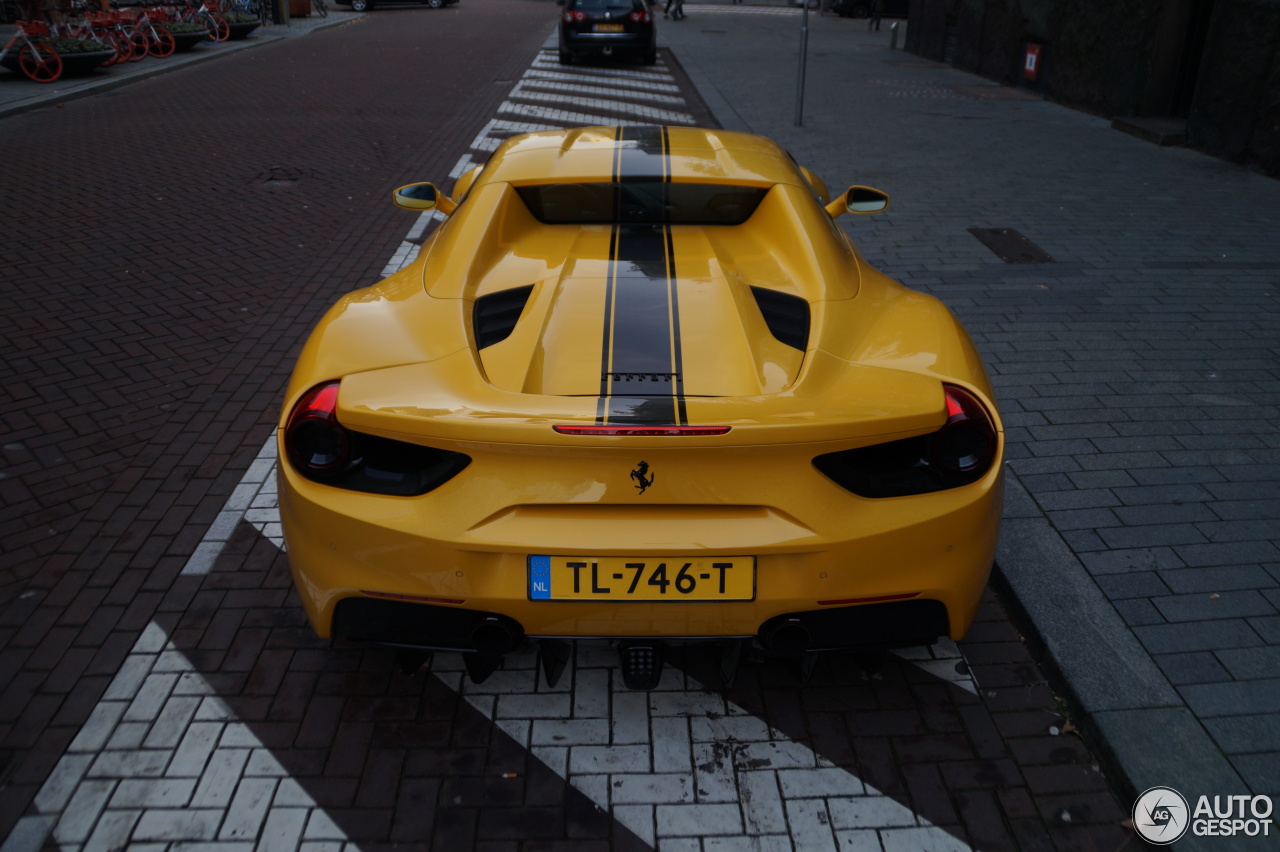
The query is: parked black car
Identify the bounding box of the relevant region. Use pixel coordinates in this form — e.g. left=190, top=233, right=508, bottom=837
left=341, top=0, right=457, bottom=11
left=558, top=0, right=656, bottom=66
left=830, top=0, right=908, bottom=18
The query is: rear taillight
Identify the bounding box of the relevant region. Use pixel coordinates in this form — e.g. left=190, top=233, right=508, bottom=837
left=553, top=425, right=731, bottom=436
left=812, top=384, right=999, bottom=498
left=629, top=10, right=650, bottom=21
left=283, top=381, right=471, bottom=495
left=285, top=382, right=349, bottom=474
left=933, top=384, right=997, bottom=473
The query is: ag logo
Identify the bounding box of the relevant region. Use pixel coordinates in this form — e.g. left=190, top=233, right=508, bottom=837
left=630, top=460, right=654, bottom=495
left=1133, top=786, right=1189, bottom=844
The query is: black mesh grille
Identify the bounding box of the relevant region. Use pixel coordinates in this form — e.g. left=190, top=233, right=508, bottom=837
left=292, top=430, right=470, bottom=497
left=474, top=285, right=534, bottom=349
left=750, top=287, right=809, bottom=350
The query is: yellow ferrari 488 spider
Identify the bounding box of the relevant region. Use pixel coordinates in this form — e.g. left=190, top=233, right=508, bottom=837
left=278, top=126, right=1003, bottom=688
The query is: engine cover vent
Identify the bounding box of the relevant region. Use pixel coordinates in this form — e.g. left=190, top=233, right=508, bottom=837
left=474, top=285, right=534, bottom=349
left=751, top=286, right=810, bottom=351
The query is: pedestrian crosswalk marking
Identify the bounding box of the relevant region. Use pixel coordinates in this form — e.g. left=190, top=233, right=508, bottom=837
left=501, top=93, right=696, bottom=123
left=512, top=78, right=688, bottom=106
left=532, top=54, right=672, bottom=80
left=524, top=68, right=682, bottom=94
left=499, top=100, right=696, bottom=127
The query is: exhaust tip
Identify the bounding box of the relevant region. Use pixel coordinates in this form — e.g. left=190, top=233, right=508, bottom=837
left=761, top=617, right=811, bottom=656
left=471, top=616, right=522, bottom=655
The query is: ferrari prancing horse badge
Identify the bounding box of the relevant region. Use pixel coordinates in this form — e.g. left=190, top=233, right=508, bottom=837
left=630, top=461, right=654, bottom=495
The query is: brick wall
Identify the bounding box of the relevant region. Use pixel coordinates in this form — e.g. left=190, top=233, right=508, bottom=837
left=905, top=0, right=1280, bottom=178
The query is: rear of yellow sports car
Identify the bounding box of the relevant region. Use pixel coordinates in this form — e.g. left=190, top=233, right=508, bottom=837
left=278, top=127, right=1003, bottom=684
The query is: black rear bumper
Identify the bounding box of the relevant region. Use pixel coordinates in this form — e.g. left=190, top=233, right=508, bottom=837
left=331, top=596, right=949, bottom=655
left=560, top=33, right=653, bottom=58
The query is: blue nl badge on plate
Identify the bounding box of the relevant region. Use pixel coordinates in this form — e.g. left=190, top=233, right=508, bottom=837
left=529, top=555, right=551, bottom=600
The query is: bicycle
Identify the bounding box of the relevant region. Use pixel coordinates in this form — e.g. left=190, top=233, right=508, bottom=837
left=0, top=20, right=63, bottom=82
left=153, top=0, right=229, bottom=43
left=188, top=0, right=230, bottom=43
left=223, top=0, right=269, bottom=26
left=65, top=11, right=138, bottom=66
left=124, top=8, right=177, bottom=58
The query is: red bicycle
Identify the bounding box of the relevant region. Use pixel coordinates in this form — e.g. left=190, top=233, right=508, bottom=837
left=58, top=10, right=135, bottom=66
left=0, top=20, right=63, bottom=82
left=124, top=9, right=177, bottom=58
left=152, top=0, right=229, bottom=44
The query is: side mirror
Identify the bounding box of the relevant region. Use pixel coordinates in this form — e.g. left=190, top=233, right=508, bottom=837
left=393, top=182, right=457, bottom=215
left=825, top=185, right=890, bottom=218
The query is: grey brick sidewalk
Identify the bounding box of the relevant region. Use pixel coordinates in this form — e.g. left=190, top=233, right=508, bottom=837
left=660, top=7, right=1280, bottom=808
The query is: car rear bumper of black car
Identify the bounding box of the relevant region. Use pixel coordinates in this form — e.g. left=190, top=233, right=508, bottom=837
left=561, top=32, right=653, bottom=59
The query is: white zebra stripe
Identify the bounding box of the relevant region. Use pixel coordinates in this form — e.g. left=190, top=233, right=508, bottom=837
left=511, top=78, right=689, bottom=106
left=500, top=98, right=695, bottom=125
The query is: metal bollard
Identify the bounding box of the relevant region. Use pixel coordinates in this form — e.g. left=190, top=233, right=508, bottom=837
left=889, top=21, right=898, bottom=50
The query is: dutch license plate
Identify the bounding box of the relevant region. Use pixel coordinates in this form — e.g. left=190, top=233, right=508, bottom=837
left=529, top=555, right=755, bottom=601
left=593, top=23, right=625, bottom=32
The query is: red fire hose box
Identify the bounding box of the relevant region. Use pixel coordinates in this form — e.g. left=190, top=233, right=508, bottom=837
left=1024, top=44, right=1043, bottom=82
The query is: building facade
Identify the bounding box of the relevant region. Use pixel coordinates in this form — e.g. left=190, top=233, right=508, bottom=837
left=905, top=0, right=1280, bottom=178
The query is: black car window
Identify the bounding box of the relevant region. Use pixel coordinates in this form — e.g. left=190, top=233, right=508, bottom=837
left=570, top=0, right=642, bottom=10
left=516, top=181, right=770, bottom=226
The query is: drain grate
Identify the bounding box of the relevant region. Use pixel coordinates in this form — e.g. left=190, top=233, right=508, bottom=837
left=255, top=167, right=319, bottom=188
left=968, top=227, right=1054, bottom=263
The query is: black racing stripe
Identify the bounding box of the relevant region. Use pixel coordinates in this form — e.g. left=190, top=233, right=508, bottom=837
left=607, top=225, right=676, bottom=424
left=616, top=125, right=667, bottom=179
left=597, top=126, right=687, bottom=425
left=661, top=130, right=689, bottom=425
left=665, top=231, right=688, bottom=425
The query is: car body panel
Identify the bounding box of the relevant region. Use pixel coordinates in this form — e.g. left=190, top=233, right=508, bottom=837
left=279, top=125, right=1004, bottom=654
left=280, top=442, right=1001, bottom=638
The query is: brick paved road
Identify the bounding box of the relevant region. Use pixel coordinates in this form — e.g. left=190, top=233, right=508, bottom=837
left=3, top=4, right=1141, bottom=849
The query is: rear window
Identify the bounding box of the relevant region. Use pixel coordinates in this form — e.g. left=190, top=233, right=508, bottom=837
left=569, top=0, right=643, bottom=10
left=515, top=181, right=769, bottom=225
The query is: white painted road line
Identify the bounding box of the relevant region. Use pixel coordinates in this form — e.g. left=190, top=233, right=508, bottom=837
left=524, top=68, right=683, bottom=93
left=512, top=79, right=689, bottom=106
left=532, top=55, right=672, bottom=79
left=501, top=92, right=697, bottom=123
left=181, top=436, right=278, bottom=575
left=435, top=647, right=975, bottom=850
left=15, top=623, right=353, bottom=852
left=499, top=100, right=696, bottom=127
